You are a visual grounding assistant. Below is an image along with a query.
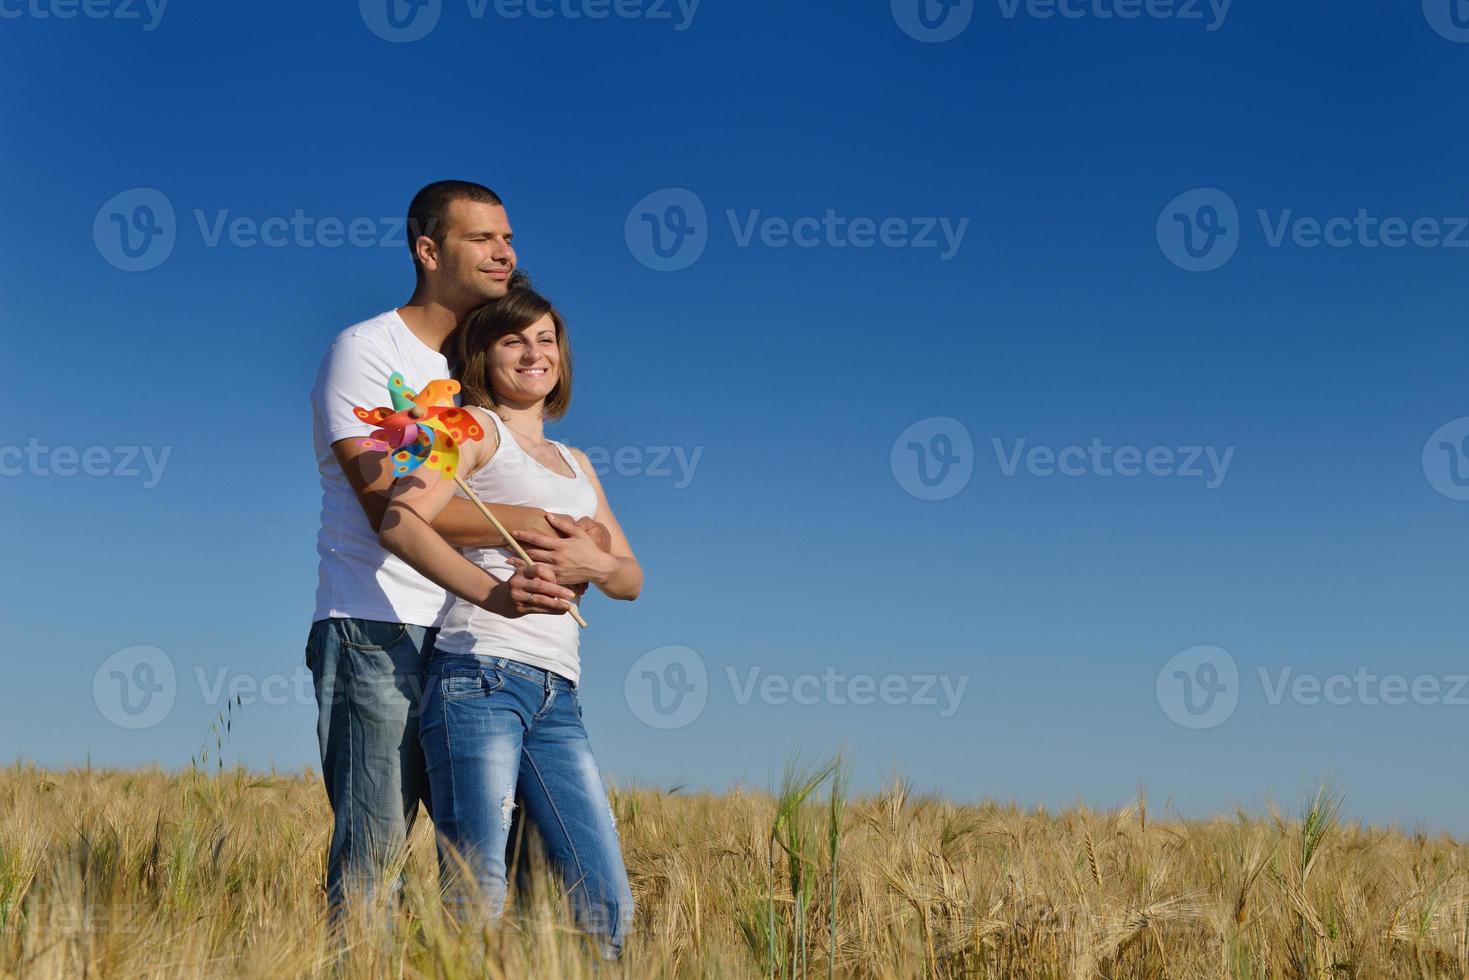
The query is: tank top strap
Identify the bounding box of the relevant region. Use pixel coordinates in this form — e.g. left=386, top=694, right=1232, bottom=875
left=457, top=406, right=504, bottom=477
left=478, top=407, right=515, bottom=453
left=549, top=439, right=580, bottom=475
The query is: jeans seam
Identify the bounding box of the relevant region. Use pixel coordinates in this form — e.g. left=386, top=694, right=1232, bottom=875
left=521, top=746, right=591, bottom=898
left=441, top=678, right=460, bottom=871
left=338, top=621, right=356, bottom=890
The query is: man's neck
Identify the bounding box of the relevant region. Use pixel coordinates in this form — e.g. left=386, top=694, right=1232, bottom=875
left=397, top=292, right=469, bottom=353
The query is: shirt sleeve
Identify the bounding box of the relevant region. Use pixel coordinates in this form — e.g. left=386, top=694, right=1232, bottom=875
left=312, top=335, right=395, bottom=446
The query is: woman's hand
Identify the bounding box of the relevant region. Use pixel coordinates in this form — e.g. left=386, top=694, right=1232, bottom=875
left=510, top=514, right=619, bottom=587
left=482, top=563, right=578, bottom=618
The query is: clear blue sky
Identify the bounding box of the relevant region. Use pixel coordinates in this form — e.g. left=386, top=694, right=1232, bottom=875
left=3, top=2, right=1467, bottom=832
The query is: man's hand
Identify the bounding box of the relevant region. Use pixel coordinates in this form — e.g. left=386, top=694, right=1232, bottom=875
left=482, top=564, right=577, bottom=618
left=510, top=514, right=617, bottom=587
left=559, top=521, right=608, bottom=595
left=575, top=516, right=612, bottom=553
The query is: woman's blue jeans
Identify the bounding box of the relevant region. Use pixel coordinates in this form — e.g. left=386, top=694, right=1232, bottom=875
left=419, top=654, right=634, bottom=958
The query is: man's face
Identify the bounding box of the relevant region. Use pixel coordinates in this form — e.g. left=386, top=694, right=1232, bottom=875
left=424, top=199, right=516, bottom=304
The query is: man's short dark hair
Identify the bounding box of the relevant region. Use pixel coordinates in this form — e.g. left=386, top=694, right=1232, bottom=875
left=406, top=180, right=504, bottom=278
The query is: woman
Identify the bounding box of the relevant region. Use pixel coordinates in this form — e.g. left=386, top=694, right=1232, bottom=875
left=378, top=286, right=641, bottom=958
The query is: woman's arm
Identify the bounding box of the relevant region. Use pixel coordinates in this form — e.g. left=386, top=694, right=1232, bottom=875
left=509, top=447, right=643, bottom=601
left=379, top=429, right=578, bottom=616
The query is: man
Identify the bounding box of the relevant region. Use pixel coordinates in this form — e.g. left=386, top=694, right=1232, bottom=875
left=306, top=180, right=606, bottom=916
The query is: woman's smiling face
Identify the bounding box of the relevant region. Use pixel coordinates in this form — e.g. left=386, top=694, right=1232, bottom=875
left=489, top=313, right=561, bottom=407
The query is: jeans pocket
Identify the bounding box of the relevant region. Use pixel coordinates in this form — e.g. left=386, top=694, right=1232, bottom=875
left=440, top=665, right=506, bottom=701
left=341, top=619, right=410, bottom=652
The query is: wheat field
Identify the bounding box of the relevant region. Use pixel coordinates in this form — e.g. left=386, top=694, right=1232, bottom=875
left=2, top=762, right=1467, bottom=979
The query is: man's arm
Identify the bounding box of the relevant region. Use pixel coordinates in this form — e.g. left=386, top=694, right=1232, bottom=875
left=377, top=438, right=578, bottom=618
left=331, top=437, right=549, bottom=546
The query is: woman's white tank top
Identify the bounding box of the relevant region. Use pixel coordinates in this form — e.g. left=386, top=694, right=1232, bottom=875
left=432, top=408, right=599, bottom=682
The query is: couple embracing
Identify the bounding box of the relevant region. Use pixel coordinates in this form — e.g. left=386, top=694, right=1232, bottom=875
left=305, top=180, right=639, bottom=957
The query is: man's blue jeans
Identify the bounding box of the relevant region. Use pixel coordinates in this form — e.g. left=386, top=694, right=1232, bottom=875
left=419, top=654, right=634, bottom=958
left=306, top=617, right=436, bottom=914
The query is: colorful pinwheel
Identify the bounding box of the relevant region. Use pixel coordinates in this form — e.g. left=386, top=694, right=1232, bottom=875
left=354, top=373, right=588, bottom=629
left=353, top=373, right=484, bottom=478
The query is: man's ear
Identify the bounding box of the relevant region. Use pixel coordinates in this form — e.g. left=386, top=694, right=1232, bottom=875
left=414, top=235, right=439, bottom=273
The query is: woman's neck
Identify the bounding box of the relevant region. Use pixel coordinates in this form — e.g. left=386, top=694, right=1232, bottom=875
left=495, top=401, right=547, bottom=444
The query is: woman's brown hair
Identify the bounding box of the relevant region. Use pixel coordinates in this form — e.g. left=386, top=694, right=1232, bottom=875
left=451, top=280, right=574, bottom=422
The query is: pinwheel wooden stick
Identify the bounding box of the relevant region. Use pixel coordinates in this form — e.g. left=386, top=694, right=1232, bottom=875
left=356, top=373, right=588, bottom=629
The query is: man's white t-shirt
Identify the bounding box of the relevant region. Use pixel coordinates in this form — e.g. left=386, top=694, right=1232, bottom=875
left=310, top=310, right=452, bottom=628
